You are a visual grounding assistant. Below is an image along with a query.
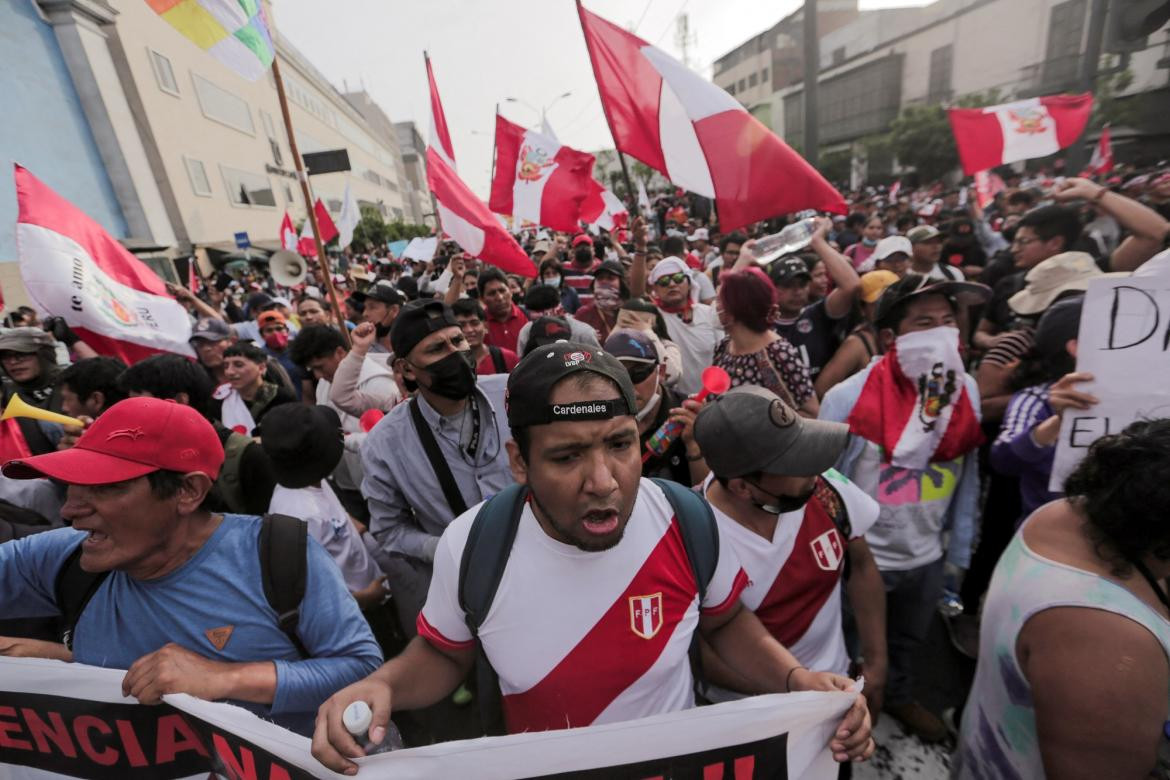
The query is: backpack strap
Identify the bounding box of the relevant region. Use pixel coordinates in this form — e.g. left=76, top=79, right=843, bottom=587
left=650, top=478, right=720, bottom=703
left=813, top=474, right=853, bottom=581
left=457, top=484, right=529, bottom=736
left=409, top=396, right=469, bottom=517
left=54, top=544, right=110, bottom=651
left=488, top=345, right=507, bottom=374
left=258, top=513, right=310, bottom=658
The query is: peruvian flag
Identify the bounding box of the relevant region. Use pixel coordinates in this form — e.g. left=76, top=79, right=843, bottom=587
left=14, top=165, right=194, bottom=363
left=297, top=219, right=317, bottom=257
left=581, top=180, right=628, bottom=232
left=948, top=94, right=1093, bottom=176
left=576, top=2, right=845, bottom=231
left=489, top=114, right=596, bottom=232
left=314, top=198, right=339, bottom=243
left=888, top=180, right=901, bottom=201
left=426, top=52, right=457, bottom=170
left=973, top=169, right=1006, bottom=209
left=1086, top=125, right=1114, bottom=176
left=427, top=148, right=534, bottom=277
left=279, top=211, right=298, bottom=251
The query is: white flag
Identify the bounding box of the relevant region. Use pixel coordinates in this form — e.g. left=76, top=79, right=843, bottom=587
left=337, top=180, right=359, bottom=250
left=638, top=178, right=652, bottom=216
left=541, top=116, right=559, bottom=142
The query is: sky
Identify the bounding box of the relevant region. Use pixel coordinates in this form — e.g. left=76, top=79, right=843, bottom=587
left=274, top=0, right=930, bottom=202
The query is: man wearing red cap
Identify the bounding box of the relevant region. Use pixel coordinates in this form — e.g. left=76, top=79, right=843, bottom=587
left=0, top=397, right=382, bottom=736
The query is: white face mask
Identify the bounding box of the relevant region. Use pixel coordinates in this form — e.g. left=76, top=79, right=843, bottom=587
left=635, top=374, right=661, bottom=422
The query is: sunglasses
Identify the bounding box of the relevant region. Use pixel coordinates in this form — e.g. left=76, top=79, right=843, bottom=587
left=622, top=361, right=657, bottom=384
left=654, top=272, right=688, bottom=288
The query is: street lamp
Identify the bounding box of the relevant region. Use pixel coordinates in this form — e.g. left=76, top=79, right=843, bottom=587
left=504, top=92, right=573, bottom=125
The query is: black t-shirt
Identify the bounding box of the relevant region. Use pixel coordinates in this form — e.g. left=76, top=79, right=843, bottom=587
left=773, top=299, right=841, bottom=380
left=983, top=270, right=1028, bottom=333
left=640, top=386, right=692, bottom=486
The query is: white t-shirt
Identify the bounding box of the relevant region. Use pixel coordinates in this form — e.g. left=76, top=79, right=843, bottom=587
left=702, top=470, right=878, bottom=676
left=418, top=477, right=748, bottom=734
left=269, top=482, right=380, bottom=593
left=660, top=303, right=724, bottom=396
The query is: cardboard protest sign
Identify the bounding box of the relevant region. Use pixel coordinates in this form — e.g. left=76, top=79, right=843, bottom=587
left=1050, top=272, right=1170, bottom=490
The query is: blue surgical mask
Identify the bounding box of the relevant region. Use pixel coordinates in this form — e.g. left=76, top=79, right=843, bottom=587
left=543, top=277, right=561, bottom=289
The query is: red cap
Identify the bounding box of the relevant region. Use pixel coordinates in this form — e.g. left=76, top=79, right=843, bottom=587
left=571, top=234, right=593, bottom=247
left=2, top=397, right=225, bottom=484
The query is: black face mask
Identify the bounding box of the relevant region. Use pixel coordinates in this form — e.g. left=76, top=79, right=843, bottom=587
left=748, top=480, right=815, bottom=515
left=375, top=322, right=392, bottom=339
left=417, top=350, right=476, bottom=400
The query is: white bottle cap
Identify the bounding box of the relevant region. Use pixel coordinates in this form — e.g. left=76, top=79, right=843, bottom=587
left=342, top=701, right=373, bottom=737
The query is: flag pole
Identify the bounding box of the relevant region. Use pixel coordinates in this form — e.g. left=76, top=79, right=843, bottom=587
left=575, top=0, right=636, bottom=208
left=270, top=57, right=350, bottom=347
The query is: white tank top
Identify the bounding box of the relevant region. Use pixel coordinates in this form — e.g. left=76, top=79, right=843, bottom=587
left=954, top=517, right=1170, bottom=779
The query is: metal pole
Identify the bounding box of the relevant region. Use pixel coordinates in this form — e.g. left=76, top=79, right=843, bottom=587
left=802, top=0, right=820, bottom=168
left=616, top=152, right=636, bottom=209
left=270, top=58, right=350, bottom=346
left=1068, top=0, right=1108, bottom=173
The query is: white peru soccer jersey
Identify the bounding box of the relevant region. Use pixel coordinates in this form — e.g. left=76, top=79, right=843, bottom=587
left=702, top=470, right=878, bottom=675
left=418, top=478, right=747, bottom=733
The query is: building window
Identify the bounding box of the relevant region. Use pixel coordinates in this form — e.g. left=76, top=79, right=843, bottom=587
left=927, top=45, right=954, bottom=103
left=220, top=165, right=275, bottom=207
left=749, top=72, right=759, bottom=87
left=184, top=157, right=211, bottom=197
left=1043, top=0, right=1087, bottom=89
left=192, top=74, right=254, bottom=135
left=284, top=183, right=295, bottom=203
left=260, top=110, right=283, bottom=166
left=727, top=83, right=736, bottom=95
left=738, top=78, right=747, bottom=92
left=149, top=50, right=180, bottom=96
left=761, top=67, right=769, bottom=87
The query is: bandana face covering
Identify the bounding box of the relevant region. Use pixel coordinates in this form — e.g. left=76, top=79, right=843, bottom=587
left=846, top=325, right=983, bottom=469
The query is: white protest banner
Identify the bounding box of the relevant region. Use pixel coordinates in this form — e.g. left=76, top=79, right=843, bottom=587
left=0, top=657, right=857, bottom=779
left=1050, top=270, right=1170, bottom=490
left=401, top=236, right=438, bottom=262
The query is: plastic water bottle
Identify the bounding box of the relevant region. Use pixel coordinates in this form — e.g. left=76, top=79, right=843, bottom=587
left=938, top=563, right=964, bottom=618
left=751, top=218, right=819, bottom=267
left=342, top=701, right=404, bottom=755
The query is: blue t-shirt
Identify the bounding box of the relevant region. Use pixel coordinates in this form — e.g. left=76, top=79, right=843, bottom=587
left=0, top=514, right=382, bottom=735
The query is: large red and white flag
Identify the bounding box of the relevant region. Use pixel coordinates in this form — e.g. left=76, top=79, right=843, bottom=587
left=314, top=198, right=339, bottom=243
left=489, top=114, right=596, bottom=232
left=278, top=211, right=297, bottom=251
left=297, top=219, right=317, bottom=257
left=1086, top=125, right=1114, bottom=176
left=428, top=148, right=534, bottom=277
left=576, top=2, right=845, bottom=231
left=426, top=52, right=457, bottom=170
left=948, top=94, right=1093, bottom=176
left=581, top=179, right=629, bottom=232
left=14, top=165, right=194, bottom=363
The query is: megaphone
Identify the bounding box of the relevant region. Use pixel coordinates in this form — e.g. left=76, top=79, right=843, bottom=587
left=269, top=250, right=307, bottom=288
left=1, top=395, right=85, bottom=428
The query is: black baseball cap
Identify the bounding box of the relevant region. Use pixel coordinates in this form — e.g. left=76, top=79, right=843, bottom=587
left=873, top=273, right=991, bottom=329
left=390, top=300, right=459, bottom=359
left=351, top=280, right=405, bottom=307
left=1032, top=296, right=1083, bottom=360
left=189, top=316, right=231, bottom=343
left=524, top=316, right=574, bottom=355
left=770, top=256, right=812, bottom=284
left=506, top=341, right=636, bottom=429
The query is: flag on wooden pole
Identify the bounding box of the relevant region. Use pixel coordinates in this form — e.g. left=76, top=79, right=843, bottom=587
left=146, top=0, right=274, bottom=81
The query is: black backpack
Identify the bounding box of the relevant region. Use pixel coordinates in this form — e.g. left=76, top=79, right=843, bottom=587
left=457, top=478, right=719, bottom=735
left=54, top=514, right=309, bottom=657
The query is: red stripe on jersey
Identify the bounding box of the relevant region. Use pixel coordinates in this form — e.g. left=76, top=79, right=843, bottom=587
left=753, top=496, right=844, bottom=648
left=701, top=567, right=748, bottom=616
left=501, top=516, right=697, bottom=733
left=417, top=613, right=474, bottom=652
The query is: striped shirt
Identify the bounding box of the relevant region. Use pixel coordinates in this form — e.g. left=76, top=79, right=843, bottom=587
left=990, top=383, right=1060, bottom=521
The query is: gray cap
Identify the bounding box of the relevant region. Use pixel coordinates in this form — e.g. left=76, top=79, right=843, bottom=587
left=694, top=386, right=850, bottom=478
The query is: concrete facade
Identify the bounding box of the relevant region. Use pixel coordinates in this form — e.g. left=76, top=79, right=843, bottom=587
left=395, top=121, right=434, bottom=228
left=1, top=0, right=134, bottom=265
left=758, top=0, right=1170, bottom=170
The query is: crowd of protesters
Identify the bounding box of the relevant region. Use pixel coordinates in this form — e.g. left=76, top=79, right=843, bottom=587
left=0, top=162, right=1169, bottom=778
